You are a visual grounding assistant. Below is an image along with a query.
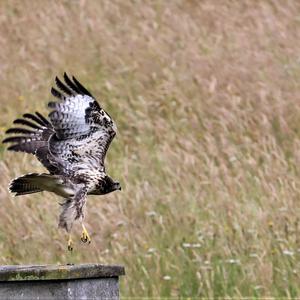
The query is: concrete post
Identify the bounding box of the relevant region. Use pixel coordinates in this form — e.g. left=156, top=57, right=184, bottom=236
left=0, top=263, right=125, bottom=299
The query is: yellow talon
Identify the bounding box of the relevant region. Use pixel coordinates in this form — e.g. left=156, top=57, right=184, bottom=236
left=67, top=235, right=73, bottom=251
left=81, top=224, right=91, bottom=244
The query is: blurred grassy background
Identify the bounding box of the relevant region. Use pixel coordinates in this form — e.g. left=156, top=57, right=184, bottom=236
left=1, top=0, right=300, bottom=297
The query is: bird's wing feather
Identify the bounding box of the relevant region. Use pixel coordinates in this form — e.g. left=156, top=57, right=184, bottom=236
left=48, top=73, right=116, bottom=171
left=2, top=112, right=58, bottom=174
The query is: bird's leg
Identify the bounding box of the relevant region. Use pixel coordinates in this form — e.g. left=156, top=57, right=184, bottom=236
left=67, top=233, right=74, bottom=251
left=81, top=223, right=91, bottom=244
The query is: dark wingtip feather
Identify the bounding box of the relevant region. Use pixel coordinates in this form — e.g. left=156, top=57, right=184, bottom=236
left=2, top=136, right=27, bottom=144
left=23, top=113, right=35, bottom=118
left=35, top=112, right=51, bottom=126
left=72, top=76, right=93, bottom=97
left=3, top=137, right=13, bottom=144
left=7, top=144, right=22, bottom=151
left=63, top=72, right=81, bottom=94
left=13, top=119, right=41, bottom=130
left=55, top=76, right=73, bottom=96
left=5, top=128, right=35, bottom=135
left=48, top=102, right=57, bottom=108
left=23, top=113, right=47, bottom=127
left=51, top=87, right=63, bottom=99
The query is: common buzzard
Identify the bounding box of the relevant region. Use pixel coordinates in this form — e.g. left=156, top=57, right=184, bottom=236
left=3, top=73, right=121, bottom=251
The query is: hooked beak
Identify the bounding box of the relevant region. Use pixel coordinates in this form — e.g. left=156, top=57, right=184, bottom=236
left=115, top=182, right=121, bottom=191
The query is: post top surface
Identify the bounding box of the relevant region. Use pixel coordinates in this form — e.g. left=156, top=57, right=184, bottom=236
left=0, top=264, right=125, bottom=281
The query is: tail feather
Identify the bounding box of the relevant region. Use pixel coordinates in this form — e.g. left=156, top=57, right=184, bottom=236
left=9, top=173, right=75, bottom=198
left=9, top=173, right=44, bottom=196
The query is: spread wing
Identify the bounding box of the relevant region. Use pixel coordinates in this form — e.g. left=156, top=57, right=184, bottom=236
left=48, top=73, right=117, bottom=173
left=2, top=112, right=59, bottom=174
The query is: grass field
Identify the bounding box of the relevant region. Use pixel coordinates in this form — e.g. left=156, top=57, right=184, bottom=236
left=1, top=0, right=300, bottom=297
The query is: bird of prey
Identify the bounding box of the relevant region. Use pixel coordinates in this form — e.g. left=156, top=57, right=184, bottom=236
left=3, top=73, right=121, bottom=251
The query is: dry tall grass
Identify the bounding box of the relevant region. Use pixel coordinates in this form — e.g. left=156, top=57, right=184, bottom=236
left=1, top=0, right=300, bottom=297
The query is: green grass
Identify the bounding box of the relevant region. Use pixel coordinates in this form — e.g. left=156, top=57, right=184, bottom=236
left=1, top=0, right=300, bottom=297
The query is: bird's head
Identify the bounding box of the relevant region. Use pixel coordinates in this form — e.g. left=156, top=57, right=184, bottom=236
left=93, top=175, right=121, bottom=195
